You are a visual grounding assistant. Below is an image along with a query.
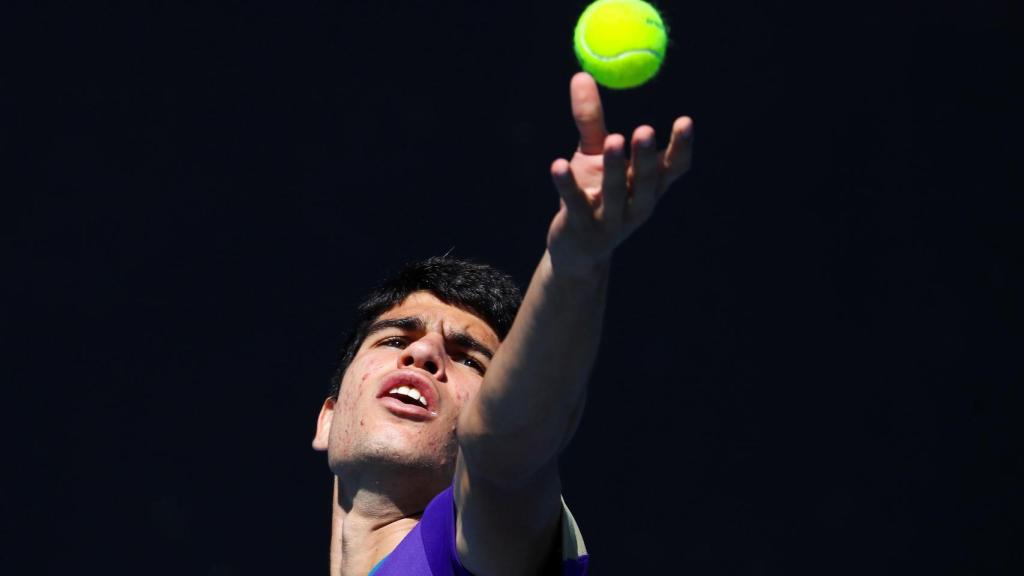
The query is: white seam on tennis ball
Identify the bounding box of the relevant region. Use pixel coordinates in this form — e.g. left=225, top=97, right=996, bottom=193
left=580, top=45, right=663, bottom=62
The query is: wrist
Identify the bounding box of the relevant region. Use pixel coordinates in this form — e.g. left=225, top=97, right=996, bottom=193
left=543, top=248, right=613, bottom=285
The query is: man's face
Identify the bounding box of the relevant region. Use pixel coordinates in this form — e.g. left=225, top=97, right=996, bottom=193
left=313, top=291, right=500, bottom=480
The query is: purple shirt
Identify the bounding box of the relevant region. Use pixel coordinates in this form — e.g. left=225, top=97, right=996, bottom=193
left=369, top=486, right=589, bottom=575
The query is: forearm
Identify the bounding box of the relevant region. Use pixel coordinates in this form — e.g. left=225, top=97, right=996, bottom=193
left=457, top=73, right=693, bottom=488
left=458, top=249, right=609, bottom=486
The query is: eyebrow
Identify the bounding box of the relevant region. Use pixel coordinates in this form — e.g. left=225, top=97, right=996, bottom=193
left=365, top=315, right=495, bottom=360
left=366, top=316, right=425, bottom=337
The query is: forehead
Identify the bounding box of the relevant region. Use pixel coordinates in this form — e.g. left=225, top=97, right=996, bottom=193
left=373, top=291, right=500, bottom=346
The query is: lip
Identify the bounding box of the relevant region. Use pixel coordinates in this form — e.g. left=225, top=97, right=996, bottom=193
left=377, top=371, right=439, bottom=419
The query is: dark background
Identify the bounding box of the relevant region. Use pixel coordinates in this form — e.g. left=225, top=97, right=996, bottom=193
left=4, top=0, right=1018, bottom=574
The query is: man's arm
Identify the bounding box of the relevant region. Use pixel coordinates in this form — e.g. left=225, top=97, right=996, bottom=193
left=456, top=72, right=694, bottom=575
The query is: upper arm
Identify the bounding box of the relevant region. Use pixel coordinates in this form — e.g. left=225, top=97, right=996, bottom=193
left=454, top=453, right=564, bottom=576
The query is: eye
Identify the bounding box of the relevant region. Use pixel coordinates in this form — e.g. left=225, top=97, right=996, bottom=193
left=378, top=336, right=408, bottom=349
left=454, top=354, right=486, bottom=375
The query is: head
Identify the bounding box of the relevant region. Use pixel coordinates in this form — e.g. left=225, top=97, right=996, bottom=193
left=312, top=257, right=521, bottom=485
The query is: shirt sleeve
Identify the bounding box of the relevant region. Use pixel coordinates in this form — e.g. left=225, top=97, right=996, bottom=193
left=371, top=486, right=589, bottom=575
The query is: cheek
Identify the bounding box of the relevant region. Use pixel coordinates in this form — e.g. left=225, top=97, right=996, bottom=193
left=454, top=379, right=481, bottom=406
left=336, top=356, right=391, bottom=411
left=346, top=354, right=389, bottom=386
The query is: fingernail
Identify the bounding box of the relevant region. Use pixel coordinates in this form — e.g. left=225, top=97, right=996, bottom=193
left=639, top=137, right=655, bottom=149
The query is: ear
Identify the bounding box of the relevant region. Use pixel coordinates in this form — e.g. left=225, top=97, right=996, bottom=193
left=311, top=397, right=336, bottom=451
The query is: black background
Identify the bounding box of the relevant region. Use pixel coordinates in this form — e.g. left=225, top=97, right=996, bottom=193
left=4, top=0, right=1018, bottom=574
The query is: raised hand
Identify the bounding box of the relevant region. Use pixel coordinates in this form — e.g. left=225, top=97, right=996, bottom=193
left=547, top=72, right=694, bottom=275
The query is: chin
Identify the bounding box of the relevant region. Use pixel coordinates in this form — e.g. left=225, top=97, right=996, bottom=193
left=331, top=434, right=458, bottom=476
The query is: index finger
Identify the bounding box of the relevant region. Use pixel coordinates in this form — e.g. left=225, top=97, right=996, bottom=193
left=570, top=72, right=608, bottom=155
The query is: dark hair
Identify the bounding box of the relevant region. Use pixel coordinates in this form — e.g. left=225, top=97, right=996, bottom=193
left=326, top=256, right=522, bottom=399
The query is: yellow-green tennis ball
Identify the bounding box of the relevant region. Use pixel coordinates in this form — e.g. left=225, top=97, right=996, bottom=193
left=574, top=0, right=668, bottom=89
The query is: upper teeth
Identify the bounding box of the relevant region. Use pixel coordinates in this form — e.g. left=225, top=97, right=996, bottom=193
left=389, top=386, right=427, bottom=406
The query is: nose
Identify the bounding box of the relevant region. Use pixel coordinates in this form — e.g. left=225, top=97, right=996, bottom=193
left=398, top=332, right=447, bottom=381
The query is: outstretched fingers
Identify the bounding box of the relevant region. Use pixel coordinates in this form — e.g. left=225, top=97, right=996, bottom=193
left=629, top=125, right=660, bottom=221
left=570, top=73, right=608, bottom=156
left=551, top=159, right=590, bottom=220
left=659, top=116, right=695, bottom=194
left=601, top=134, right=628, bottom=225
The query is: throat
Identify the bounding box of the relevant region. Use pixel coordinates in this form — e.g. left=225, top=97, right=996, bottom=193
left=337, top=514, right=419, bottom=576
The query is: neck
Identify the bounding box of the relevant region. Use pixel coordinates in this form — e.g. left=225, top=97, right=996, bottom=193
left=328, top=468, right=449, bottom=576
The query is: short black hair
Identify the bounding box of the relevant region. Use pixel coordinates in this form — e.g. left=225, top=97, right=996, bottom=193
left=326, top=256, right=522, bottom=399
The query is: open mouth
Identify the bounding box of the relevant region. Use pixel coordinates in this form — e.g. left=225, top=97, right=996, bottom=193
left=384, top=385, right=428, bottom=408
left=377, top=371, right=438, bottom=417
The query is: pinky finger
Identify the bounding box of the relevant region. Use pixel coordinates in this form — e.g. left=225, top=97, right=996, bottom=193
left=551, top=159, right=591, bottom=217
left=660, top=116, right=695, bottom=193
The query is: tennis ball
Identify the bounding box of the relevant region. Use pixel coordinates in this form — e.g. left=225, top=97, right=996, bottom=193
left=574, top=0, right=668, bottom=89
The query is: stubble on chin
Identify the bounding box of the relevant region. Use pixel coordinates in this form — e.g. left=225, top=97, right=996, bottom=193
left=328, top=423, right=460, bottom=481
